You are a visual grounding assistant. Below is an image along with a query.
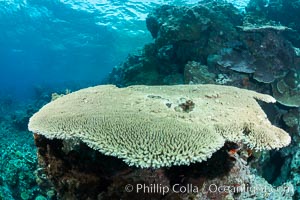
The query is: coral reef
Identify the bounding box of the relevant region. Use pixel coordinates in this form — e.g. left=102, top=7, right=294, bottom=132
left=109, top=2, right=243, bottom=86
left=216, top=24, right=296, bottom=84
left=0, top=131, right=53, bottom=200
left=291, top=150, right=300, bottom=199
left=0, top=95, right=13, bottom=118
left=246, top=0, right=300, bottom=47
left=0, top=90, right=57, bottom=199
left=28, top=84, right=294, bottom=199
left=109, top=2, right=299, bottom=90
left=20, top=0, right=300, bottom=199
left=184, top=61, right=215, bottom=84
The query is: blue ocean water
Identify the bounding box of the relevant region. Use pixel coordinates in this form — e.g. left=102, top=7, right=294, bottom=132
left=0, top=0, right=140, bottom=101
left=0, top=0, right=214, bottom=101
left=0, top=0, right=249, bottom=101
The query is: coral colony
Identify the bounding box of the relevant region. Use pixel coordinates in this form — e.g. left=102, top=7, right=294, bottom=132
left=28, top=85, right=292, bottom=199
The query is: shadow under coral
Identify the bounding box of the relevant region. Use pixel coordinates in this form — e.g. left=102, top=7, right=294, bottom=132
left=34, top=134, right=237, bottom=200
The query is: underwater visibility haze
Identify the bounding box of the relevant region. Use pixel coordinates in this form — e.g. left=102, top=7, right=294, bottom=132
left=1, top=0, right=300, bottom=200
left=0, top=0, right=153, bottom=100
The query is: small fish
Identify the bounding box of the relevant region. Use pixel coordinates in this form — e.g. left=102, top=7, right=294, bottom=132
left=225, top=142, right=240, bottom=156
left=228, top=148, right=239, bottom=156
left=247, top=149, right=253, bottom=157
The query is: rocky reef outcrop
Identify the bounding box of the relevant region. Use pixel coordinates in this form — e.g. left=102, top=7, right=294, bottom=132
left=106, top=0, right=300, bottom=199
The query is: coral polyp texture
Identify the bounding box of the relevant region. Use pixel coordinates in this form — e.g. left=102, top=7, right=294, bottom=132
left=28, top=84, right=291, bottom=168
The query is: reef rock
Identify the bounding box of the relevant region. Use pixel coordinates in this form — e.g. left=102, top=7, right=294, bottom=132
left=184, top=61, right=215, bottom=84
left=246, top=0, right=300, bottom=47
left=109, top=2, right=243, bottom=87
left=215, top=24, right=297, bottom=84
left=32, top=133, right=293, bottom=200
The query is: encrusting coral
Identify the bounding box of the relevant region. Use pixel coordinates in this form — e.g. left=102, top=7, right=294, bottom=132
left=28, top=84, right=291, bottom=168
